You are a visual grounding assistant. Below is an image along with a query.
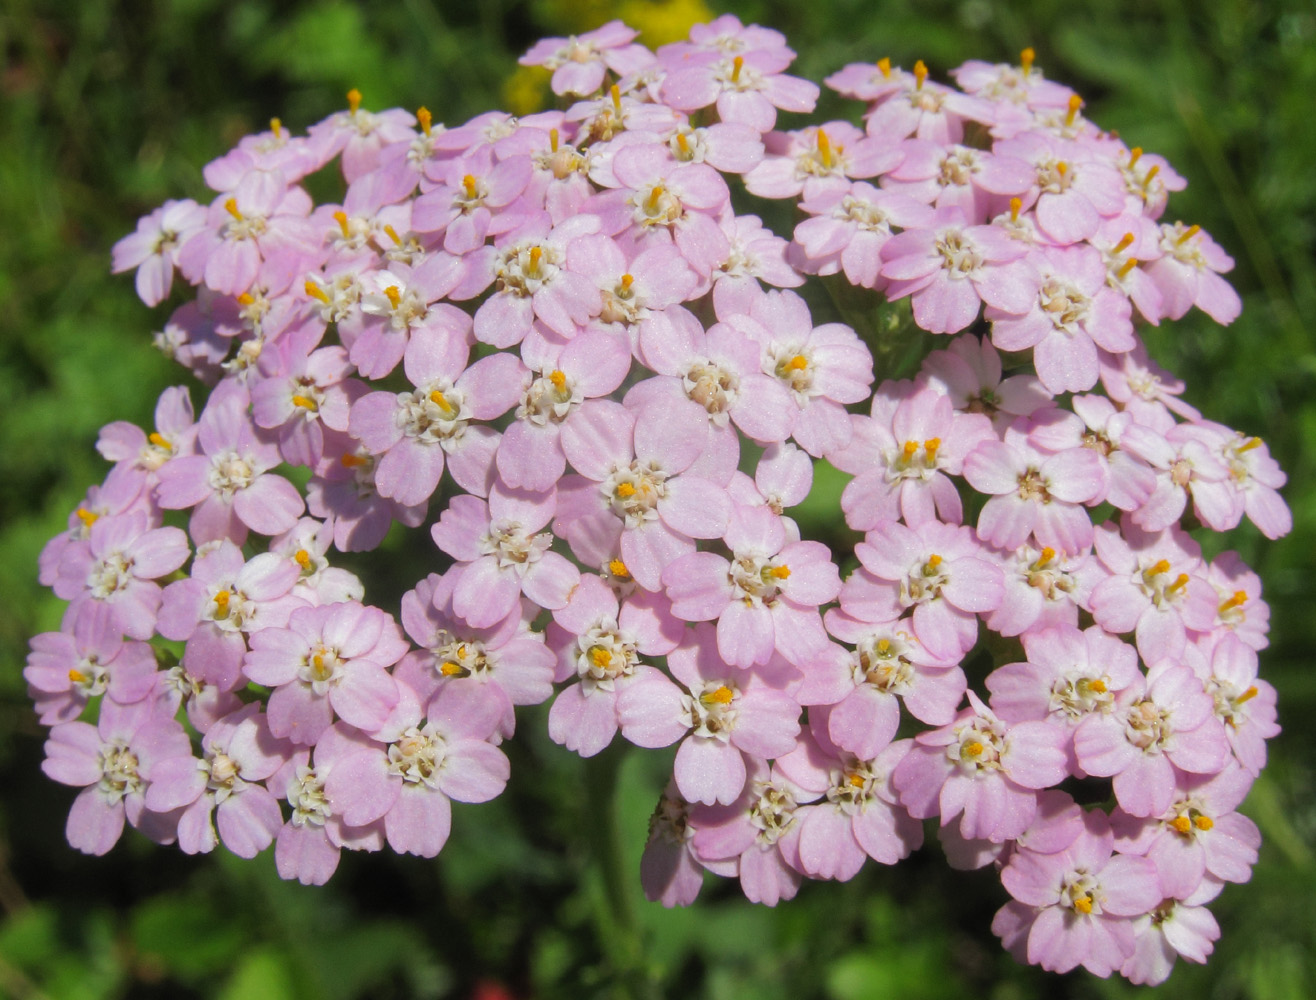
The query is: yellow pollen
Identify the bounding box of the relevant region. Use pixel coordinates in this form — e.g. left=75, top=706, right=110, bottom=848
left=677, top=133, right=690, bottom=155
left=429, top=390, right=455, bottom=413
left=1176, top=224, right=1201, bottom=245
left=849, top=772, right=866, bottom=788
left=1009, top=196, right=1021, bottom=221
left=417, top=106, right=432, bottom=136
left=1147, top=559, right=1172, bottom=577
left=816, top=128, right=833, bottom=169
left=1113, top=232, right=1136, bottom=255
left=1035, top=546, right=1056, bottom=568
left=1056, top=161, right=1069, bottom=177
left=1065, top=93, right=1083, bottom=126
left=549, top=370, right=567, bottom=389
left=1235, top=685, right=1259, bottom=705
left=731, top=55, right=744, bottom=83
left=902, top=440, right=919, bottom=460
left=333, top=210, right=350, bottom=237
left=224, top=198, right=242, bottom=220
left=1072, top=895, right=1094, bottom=915
left=620, top=273, right=634, bottom=290
left=75, top=507, right=98, bottom=528
left=926, top=553, right=943, bottom=570
left=291, top=394, right=317, bottom=411
left=608, top=558, right=630, bottom=579
left=341, top=453, right=367, bottom=468
left=1166, top=573, right=1190, bottom=595
left=788, top=355, right=809, bottom=371
left=304, top=281, right=331, bottom=304
left=237, top=292, right=254, bottom=307
left=645, top=185, right=666, bottom=213
left=1117, top=258, right=1139, bottom=278
left=877, top=638, right=891, bottom=654
left=346, top=88, right=362, bottom=114
left=294, top=549, right=311, bottom=568
left=610, top=84, right=622, bottom=115
left=440, top=662, right=464, bottom=677
left=1237, top=436, right=1263, bottom=453
left=615, top=482, right=637, bottom=499
left=383, top=224, right=402, bottom=245
left=924, top=437, right=941, bottom=459
left=1020, top=47, right=1035, bottom=74
left=1087, top=678, right=1108, bottom=693
left=913, top=60, right=928, bottom=89
left=148, top=432, right=171, bottom=449
left=462, top=174, right=478, bottom=199
left=384, top=286, right=401, bottom=309
left=702, top=685, right=735, bottom=706
left=962, top=741, right=984, bottom=758
left=877, top=57, right=891, bottom=79
left=529, top=245, right=543, bottom=272
left=1220, top=590, right=1248, bottom=611
left=270, top=117, right=283, bottom=139
left=68, top=668, right=88, bottom=684
left=213, top=590, right=231, bottom=615
left=1141, top=164, right=1160, bottom=188
left=1194, top=815, right=1214, bottom=831
left=312, top=652, right=325, bottom=672
left=590, top=647, right=613, bottom=669
left=549, top=128, right=559, bottom=152
left=770, top=565, right=791, bottom=579
left=1129, top=147, right=1143, bottom=167
left=1171, top=815, right=1192, bottom=834
left=457, top=644, right=468, bottom=659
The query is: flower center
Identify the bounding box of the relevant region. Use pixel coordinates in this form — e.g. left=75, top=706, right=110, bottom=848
left=518, top=369, right=581, bottom=425
left=96, top=742, right=142, bottom=803
left=288, top=765, right=332, bottom=827
left=853, top=635, right=915, bottom=694
left=602, top=461, right=668, bottom=527
left=748, top=780, right=799, bottom=846
left=388, top=726, right=445, bottom=787
left=397, top=381, right=470, bottom=444
left=683, top=359, right=740, bottom=423
left=576, top=622, right=639, bottom=690
left=1124, top=697, right=1173, bottom=753
left=935, top=229, right=983, bottom=278
left=208, top=450, right=256, bottom=497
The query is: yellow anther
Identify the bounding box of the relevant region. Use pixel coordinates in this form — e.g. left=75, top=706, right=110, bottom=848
left=148, top=432, right=171, bottom=449
left=456, top=644, right=468, bottom=659
left=224, top=198, right=242, bottom=220
left=610, top=84, right=622, bottom=115
left=645, top=185, right=667, bottom=213
left=1170, top=815, right=1192, bottom=834
left=237, top=292, right=255, bottom=306
left=549, top=370, right=567, bottom=389
left=788, top=355, right=809, bottom=370
left=1220, top=590, right=1248, bottom=612
left=816, top=128, right=833, bottom=169
left=347, top=88, right=362, bottom=114
left=270, top=118, right=283, bottom=139
left=902, top=440, right=919, bottom=460
left=384, top=286, right=402, bottom=309
left=770, top=565, right=791, bottom=579
left=291, top=394, right=317, bottom=411
left=333, top=210, right=350, bottom=237
left=877, top=638, right=891, bottom=654
left=701, top=685, right=735, bottom=706
left=341, top=452, right=367, bottom=468
left=1072, top=895, right=1094, bottom=915
left=1113, top=232, right=1136, bottom=255
left=608, top=558, right=630, bottom=579
left=620, top=273, right=634, bottom=290
left=1235, top=685, right=1259, bottom=705
left=1177, top=224, right=1201, bottom=244
left=615, top=482, right=637, bottom=498
left=75, top=507, right=99, bottom=528
left=1167, top=573, right=1191, bottom=594
left=1147, top=559, right=1172, bottom=577
left=304, top=281, right=331, bottom=304
left=462, top=174, right=478, bottom=199
left=1035, top=547, right=1056, bottom=568
left=1194, top=815, right=1214, bottom=831
left=962, top=741, right=984, bottom=758
left=913, top=60, right=928, bottom=89
left=1237, top=436, right=1263, bottom=453
left=428, top=390, right=455, bottom=413
left=1009, top=196, right=1022, bottom=221
left=877, top=57, right=891, bottom=79
left=440, top=661, right=465, bottom=677
left=312, top=652, right=325, bottom=672
left=1087, top=678, right=1107, bottom=693
left=849, top=772, right=866, bottom=788
left=1128, top=147, right=1143, bottom=167
left=383, top=224, right=402, bottom=246
left=1020, top=47, right=1035, bottom=75
left=417, top=106, right=432, bottom=137
left=731, top=55, right=744, bottom=83
left=1065, top=93, right=1083, bottom=126
left=68, top=668, right=88, bottom=684
left=294, top=549, right=311, bottom=568
left=590, top=647, right=613, bottom=669
left=1141, top=164, right=1161, bottom=188
left=1117, top=258, right=1139, bottom=278
left=926, top=553, right=943, bottom=570
left=550, top=128, right=559, bottom=152
left=1056, top=161, right=1069, bottom=177
left=528, top=245, right=543, bottom=272
left=213, top=590, right=231, bottom=615
left=676, top=133, right=690, bottom=155
left=924, top=437, right=941, bottom=459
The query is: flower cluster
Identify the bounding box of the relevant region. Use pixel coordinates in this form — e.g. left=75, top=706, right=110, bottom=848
left=34, top=17, right=1285, bottom=985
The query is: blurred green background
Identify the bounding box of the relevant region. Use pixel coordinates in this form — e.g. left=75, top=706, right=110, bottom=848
left=1, top=0, right=1313, bottom=997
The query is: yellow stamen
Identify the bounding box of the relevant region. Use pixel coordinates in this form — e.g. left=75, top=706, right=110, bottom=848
left=346, top=88, right=362, bottom=114
left=384, top=286, right=401, bottom=309
left=770, top=565, right=791, bottom=579
left=615, top=482, right=637, bottom=498
left=1237, top=436, right=1263, bottom=453
left=620, top=273, right=634, bottom=290
left=1170, top=815, right=1192, bottom=834
left=816, top=128, right=833, bottom=169
left=1087, top=678, right=1107, bottom=693
left=237, top=292, right=255, bottom=307
left=224, top=198, right=242, bottom=220
left=213, top=590, right=231, bottom=615
left=877, top=57, right=891, bottom=79
left=1117, top=258, right=1139, bottom=278
left=1235, top=685, right=1259, bottom=705
left=1056, top=161, right=1069, bottom=178
left=610, top=84, right=622, bottom=116
left=304, top=281, right=331, bottom=304
left=1194, top=815, right=1214, bottom=831
left=646, top=185, right=666, bottom=213
left=962, top=741, right=983, bottom=758
left=1220, top=590, right=1248, bottom=612
left=417, top=106, right=432, bottom=137
left=1141, top=164, right=1160, bottom=188
left=383, top=224, right=402, bottom=246
left=1113, top=232, right=1136, bottom=255
left=456, top=644, right=468, bottom=659
left=462, top=174, right=478, bottom=199
left=676, top=133, right=690, bottom=155
left=549, top=370, right=567, bottom=389
left=68, top=668, right=88, bottom=684
left=1035, top=546, right=1056, bottom=568
left=291, top=394, right=317, bottom=411
left=926, top=553, right=943, bottom=570
left=1020, top=47, right=1035, bottom=75
left=590, top=647, right=612, bottom=669
left=270, top=118, right=283, bottom=139
left=341, top=453, right=367, bottom=468
left=608, top=558, right=630, bottom=579
left=428, top=390, right=455, bottom=414
left=902, top=440, right=919, bottom=461
left=849, top=772, right=866, bottom=788
left=440, top=661, right=465, bottom=677
left=913, top=60, right=928, bottom=89
left=550, top=128, right=559, bottom=152
left=731, top=55, right=744, bottom=83
left=1065, top=93, right=1083, bottom=126
left=1128, top=147, right=1143, bottom=167
left=924, top=437, right=941, bottom=460
left=1147, top=559, right=1172, bottom=577
left=1072, top=895, right=1093, bottom=915
left=312, top=652, right=325, bottom=673
left=877, top=638, right=891, bottom=654
left=1009, top=196, right=1021, bottom=222
left=528, top=245, right=543, bottom=273
left=148, top=432, right=171, bottom=449
left=333, top=210, right=350, bottom=237
left=75, top=507, right=98, bottom=528
left=1176, top=224, right=1201, bottom=245
left=788, top=355, right=808, bottom=371
left=294, top=549, right=311, bottom=568
left=702, top=685, right=735, bottom=706
left=1167, top=573, right=1191, bottom=594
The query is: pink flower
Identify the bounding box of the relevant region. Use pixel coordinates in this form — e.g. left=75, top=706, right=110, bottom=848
left=519, top=20, right=654, bottom=97
left=25, top=607, right=158, bottom=725
left=1146, top=222, right=1241, bottom=324
left=660, top=49, right=820, bottom=134
left=112, top=199, right=208, bottom=306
